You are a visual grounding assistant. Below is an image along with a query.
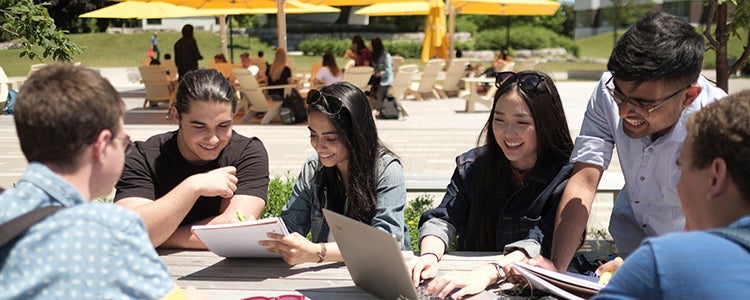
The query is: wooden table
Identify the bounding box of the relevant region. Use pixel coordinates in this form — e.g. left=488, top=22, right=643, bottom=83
left=159, top=249, right=505, bottom=300
left=461, top=77, right=495, bottom=112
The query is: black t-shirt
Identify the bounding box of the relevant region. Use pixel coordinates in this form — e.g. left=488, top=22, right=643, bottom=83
left=114, top=130, right=269, bottom=226
left=265, top=66, right=292, bottom=99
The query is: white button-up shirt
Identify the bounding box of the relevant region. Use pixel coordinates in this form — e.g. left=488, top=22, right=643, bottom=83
left=571, top=72, right=726, bottom=255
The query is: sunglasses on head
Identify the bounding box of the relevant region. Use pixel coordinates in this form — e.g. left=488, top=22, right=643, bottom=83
left=306, top=89, right=343, bottom=115
left=493, top=72, right=548, bottom=95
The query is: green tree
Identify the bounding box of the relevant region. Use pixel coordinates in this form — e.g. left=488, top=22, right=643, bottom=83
left=605, top=0, right=653, bottom=46
left=704, top=0, right=750, bottom=92
left=35, top=0, right=110, bottom=33
left=1, top=0, right=82, bottom=61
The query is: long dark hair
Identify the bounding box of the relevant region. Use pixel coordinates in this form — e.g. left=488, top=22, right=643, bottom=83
left=308, top=82, right=394, bottom=223
left=174, top=69, right=237, bottom=116
left=322, top=51, right=340, bottom=77
left=468, top=71, right=573, bottom=250
left=371, top=37, right=385, bottom=63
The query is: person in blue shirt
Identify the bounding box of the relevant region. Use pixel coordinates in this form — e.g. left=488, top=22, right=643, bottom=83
left=0, top=64, right=187, bottom=299
left=593, top=90, right=750, bottom=299
left=261, top=82, right=409, bottom=266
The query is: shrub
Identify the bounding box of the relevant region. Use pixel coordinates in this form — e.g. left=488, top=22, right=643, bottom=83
left=474, top=25, right=579, bottom=57
left=298, top=37, right=350, bottom=56
left=404, top=194, right=435, bottom=251
left=263, top=174, right=295, bottom=218
left=384, top=40, right=422, bottom=58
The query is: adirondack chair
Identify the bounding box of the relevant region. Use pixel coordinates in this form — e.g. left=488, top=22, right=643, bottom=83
left=342, top=66, right=374, bottom=92
left=436, top=58, right=469, bottom=98
left=233, top=68, right=296, bottom=124
left=391, top=55, right=405, bottom=73
left=138, top=65, right=174, bottom=108
left=389, top=64, right=419, bottom=118
left=405, top=58, right=445, bottom=100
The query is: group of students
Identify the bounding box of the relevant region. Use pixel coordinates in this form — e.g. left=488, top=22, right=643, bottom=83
left=2, top=11, right=750, bottom=299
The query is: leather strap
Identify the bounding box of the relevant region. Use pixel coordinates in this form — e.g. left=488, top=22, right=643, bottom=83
left=0, top=206, right=64, bottom=247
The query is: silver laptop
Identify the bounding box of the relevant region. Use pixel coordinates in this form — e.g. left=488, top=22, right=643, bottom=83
left=322, top=209, right=497, bottom=300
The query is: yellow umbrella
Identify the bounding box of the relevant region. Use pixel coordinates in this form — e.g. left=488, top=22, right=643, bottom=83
left=79, top=1, right=203, bottom=19
left=421, top=0, right=448, bottom=63
left=355, top=0, right=560, bottom=16
left=125, top=0, right=339, bottom=55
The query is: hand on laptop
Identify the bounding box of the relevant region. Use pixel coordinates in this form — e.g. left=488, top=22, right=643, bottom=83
left=424, top=269, right=495, bottom=299
left=407, top=254, right=440, bottom=286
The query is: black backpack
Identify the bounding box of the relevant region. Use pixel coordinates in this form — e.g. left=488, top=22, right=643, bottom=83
left=378, top=95, right=400, bottom=120
left=280, top=88, right=307, bottom=124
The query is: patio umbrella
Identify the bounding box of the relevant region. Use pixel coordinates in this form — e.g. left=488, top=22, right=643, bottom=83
left=355, top=0, right=561, bottom=56
left=79, top=1, right=204, bottom=19
left=421, top=0, right=448, bottom=62
left=125, top=0, right=339, bottom=51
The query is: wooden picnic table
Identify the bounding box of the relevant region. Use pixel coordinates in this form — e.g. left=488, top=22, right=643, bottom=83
left=159, top=249, right=505, bottom=300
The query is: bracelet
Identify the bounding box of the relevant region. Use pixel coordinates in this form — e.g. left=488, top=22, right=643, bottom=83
left=316, top=243, right=327, bottom=263
left=489, top=262, right=505, bottom=283
left=420, top=252, right=440, bottom=262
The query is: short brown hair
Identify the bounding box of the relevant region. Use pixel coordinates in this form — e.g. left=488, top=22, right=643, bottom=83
left=687, top=90, right=750, bottom=200
left=14, top=64, right=124, bottom=170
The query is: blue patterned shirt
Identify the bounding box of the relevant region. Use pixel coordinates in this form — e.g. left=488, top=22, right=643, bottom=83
left=0, top=163, right=174, bottom=299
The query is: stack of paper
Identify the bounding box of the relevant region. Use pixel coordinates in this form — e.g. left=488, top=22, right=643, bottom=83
left=511, top=262, right=604, bottom=300
left=192, top=217, right=289, bottom=258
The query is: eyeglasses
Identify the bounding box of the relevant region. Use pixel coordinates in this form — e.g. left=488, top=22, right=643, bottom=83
left=306, top=89, right=343, bottom=115
left=494, top=72, right=548, bottom=95
left=242, top=295, right=305, bottom=300
left=605, top=77, right=690, bottom=118
left=113, top=134, right=134, bottom=155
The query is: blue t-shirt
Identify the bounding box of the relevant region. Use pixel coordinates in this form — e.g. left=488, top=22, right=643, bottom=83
left=0, top=163, right=174, bottom=299
left=593, top=216, right=750, bottom=299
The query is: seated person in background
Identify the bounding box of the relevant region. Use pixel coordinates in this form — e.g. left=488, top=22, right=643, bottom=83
left=313, top=51, right=343, bottom=87
left=593, top=90, right=750, bottom=299
left=241, top=51, right=268, bottom=85
left=0, top=64, right=187, bottom=298
left=343, top=35, right=371, bottom=67
left=409, top=71, right=575, bottom=299
left=212, top=53, right=228, bottom=64
left=210, top=53, right=234, bottom=81
left=115, top=69, right=270, bottom=249
left=265, top=48, right=292, bottom=100
left=261, top=82, right=409, bottom=266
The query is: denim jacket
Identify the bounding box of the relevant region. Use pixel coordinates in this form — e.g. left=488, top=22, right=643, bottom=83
left=419, top=146, right=573, bottom=257
left=280, top=153, right=410, bottom=249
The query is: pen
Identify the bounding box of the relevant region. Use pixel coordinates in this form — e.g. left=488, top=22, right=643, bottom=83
left=235, top=210, right=247, bottom=222
left=598, top=256, right=623, bottom=285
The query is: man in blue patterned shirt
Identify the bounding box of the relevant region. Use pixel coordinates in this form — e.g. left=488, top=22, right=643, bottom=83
left=0, top=64, right=184, bottom=299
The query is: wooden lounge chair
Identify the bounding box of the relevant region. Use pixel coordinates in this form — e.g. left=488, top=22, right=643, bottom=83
left=342, top=66, right=374, bottom=92
left=405, top=58, right=445, bottom=100
left=436, top=58, right=469, bottom=98
left=391, top=55, right=405, bottom=73
left=390, top=64, right=419, bottom=118
left=138, top=65, right=174, bottom=109
left=233, top=68, right=296, bottom=124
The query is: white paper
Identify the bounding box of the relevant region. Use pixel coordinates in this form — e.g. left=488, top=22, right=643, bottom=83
left=511, top=262, right=603, bottom=300
left=192, top=217, right=289, bottom=258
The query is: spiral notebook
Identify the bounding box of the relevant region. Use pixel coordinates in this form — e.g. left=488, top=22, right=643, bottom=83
left=192, top=217, right=289, bottom=258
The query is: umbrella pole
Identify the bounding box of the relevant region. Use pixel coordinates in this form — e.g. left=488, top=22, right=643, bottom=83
left=220, top=15, right=228, bottom=60
left=448, top=1, right=455, bottom=58
left=276, top=0, right=287, bottom=50
left=229, top=15, right=234, bottom=63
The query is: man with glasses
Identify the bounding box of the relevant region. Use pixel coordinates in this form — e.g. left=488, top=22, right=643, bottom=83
left=0, top=64, right=186, bottom=298
left=534, top=12, right=727, bottom=273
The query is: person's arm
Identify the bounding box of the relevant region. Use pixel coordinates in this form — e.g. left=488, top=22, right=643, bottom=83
left=546, top=162, right=603, bottom=272
left=117, top=166, right=239, bottom=248
left=425, top=250, right=528, bottom=299
left=369, top=158, right=408, bottom=245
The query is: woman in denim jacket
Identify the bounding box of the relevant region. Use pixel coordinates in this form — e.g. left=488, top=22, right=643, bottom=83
left=262, top=82, right=409, bottom=266
left=410, top=71, right=575, bottom=299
